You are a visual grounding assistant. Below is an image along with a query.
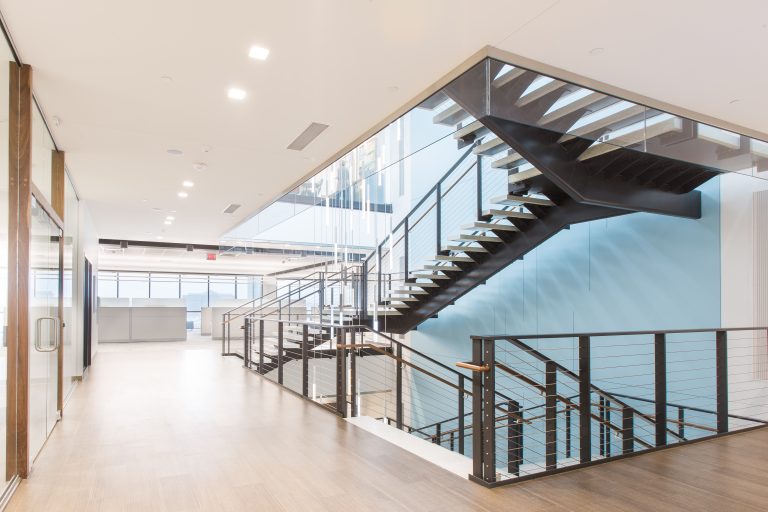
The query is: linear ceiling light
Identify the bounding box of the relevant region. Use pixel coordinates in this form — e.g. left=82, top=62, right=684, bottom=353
left=287, top=122, right=329, bottom=151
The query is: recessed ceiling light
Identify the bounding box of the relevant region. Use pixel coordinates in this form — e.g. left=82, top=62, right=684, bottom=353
left=151, top=207, right=162, bottom=212
left=182, top=180, right=194, bottom=188
left=729, top=99, right=741, bottom=105
left=160, top=75, right=173, bottom=84
left=249, top=46, right=270, bottom=61
left=166, top=216, right=175, bottom=221
left=164, top=220, right=172, bottom=225
left=156, top=236, right=164, bottom=240
left=228, top=88, right=247, bottom=101
left=167, top=149, right=183, bottom=155
left=177, top=191, right=189, bottom=198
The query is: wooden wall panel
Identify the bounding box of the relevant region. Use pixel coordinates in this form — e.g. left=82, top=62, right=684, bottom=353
left=7, top=62, right=32, bottom=480
left=51, top=150, right=65, bottom=413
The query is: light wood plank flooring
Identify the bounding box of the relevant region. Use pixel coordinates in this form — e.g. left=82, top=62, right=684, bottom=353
left=7, top=339, right=768, bottom=511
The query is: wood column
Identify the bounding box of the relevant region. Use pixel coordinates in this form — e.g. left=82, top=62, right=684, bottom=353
left=51, top=150, right=65, bottom=415
left=8, top=62, right=33, bottom=479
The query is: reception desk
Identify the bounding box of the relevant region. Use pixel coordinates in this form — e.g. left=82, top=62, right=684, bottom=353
left=99, top=298, right=187, bottom=342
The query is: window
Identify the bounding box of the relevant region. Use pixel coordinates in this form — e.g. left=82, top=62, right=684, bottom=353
left=117, top=272, right=149, bottom=298
left=97, top=271, right=118, bottom=298
left=149, top=273, right=180, bottom=298
left=209, top=275, right=236, bottom=304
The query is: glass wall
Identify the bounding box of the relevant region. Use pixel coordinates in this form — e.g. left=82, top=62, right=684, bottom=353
left=0, top=40, right=13, bottom=487
left=62, top=175, right=78, bottom=400
left=97, top=271, right=262, bottom=329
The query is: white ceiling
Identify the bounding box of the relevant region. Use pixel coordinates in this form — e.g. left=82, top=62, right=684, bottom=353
left=2, top=0, right=767, bottom=245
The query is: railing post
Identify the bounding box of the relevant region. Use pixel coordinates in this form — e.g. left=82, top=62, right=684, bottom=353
left=336, top=328, right=347, bottom=418
left=482, top=338, right=496, bottom=483
left=655, top=333, right=667, bottom=446
left=545, top=360, right=557, bottom=471
left=434, top=424, right=441, bottom=445
left=377, top=247, right=382, bottom=305
left=360, top=262, right=368, bottom=322
left=302, top=324, right=309, bottom=397
left=435, top=183, right=442, bottom=255
left=471, top=337, right=485, bottom=481
left=605, top=399, right=611, bottom=457
left=622, top=406, right=634, bottom=454
left=508, top=400, right=522, bottom=476
left=243, top=317, right=250, bottom=368
left=277, top=322, right=284, bottom=385
left=221, top=314, right=226, bottom=355
left=476, top=155, right=483, bottom=220
left=403, top=217, right=409, bottom=281
left=396, top=343, right=403, bottom=429
left=678, top=407, right=685, bottom=439
left=350, top=329, right=358, bottom=417
left=565, top=406, right=571, bottom=459
left=579, top=336, right=591, bottom=463
left=716, top=330, right=728, bottom=434
left=258, top=320, right=265, bottom=374
left=599, top=396, right=605, bottom=457
left=458, top=375, right=465, bottom=455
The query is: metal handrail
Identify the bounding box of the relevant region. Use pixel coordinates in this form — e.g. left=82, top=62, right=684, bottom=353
left=472, top=326, right=768, bottom=341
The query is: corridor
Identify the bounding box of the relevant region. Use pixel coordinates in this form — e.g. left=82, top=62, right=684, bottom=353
left=7, top=340, right=768, bottom=511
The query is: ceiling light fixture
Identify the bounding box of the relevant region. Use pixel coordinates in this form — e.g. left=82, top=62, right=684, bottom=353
left=182, top=180, right=194, bottom=188
left=228, top=88, right=247, bottom=100
left=156, top=236, right=164, bottom=240
left=164, top=220, right=172, bottom=225
left=166, top=216, right=175, bottom=221
left=167, top=149, right=183, bottom=155
left=249, top=46, right=270, bottom=61
left=177, top=191, right=189, bottom=198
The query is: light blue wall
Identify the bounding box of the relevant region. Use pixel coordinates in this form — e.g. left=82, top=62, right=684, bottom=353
left=406, top=178, right=722, bottom=456
left=411, top=177, right=721, bottom=362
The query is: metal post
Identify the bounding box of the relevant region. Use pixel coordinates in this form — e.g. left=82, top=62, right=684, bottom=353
left=471, top=337, right=484, bottom=480
left=622, top=406, right=634, bottom=454
left=565, top=406, right=572, bottom=459
left=258, top=320, right=265, bottom=374
left=336, top=329, right=347, bottom=418
left=360, top=261, right=368, bottom=322
left=508, top=400, right=521, bottom=476
left=482, top=338, right=496, bottom=483
left=302, top=324, right=309, bottom=397
left=476, top=155, right=483, bottom=220
left=403, top=218, right=409, bottom=281
left=435, top=184, right=442, bottom=255
left=434, top=424, right=441, bottom=445
left=243, top=317, right=250, bottom=368
left=396, top=343, right=403, bottom=429
left=678, top=407, right=685, bottom=439
left=716, top=330, right=728, bottom=434
left=277, top=322, right=284, bottom=385
left=599, top=396, right=605, bottom=457
left=350, top=329, right=358, bottom=417
left=377, top=247, right=382, bottom=305
left=605, top=399, right=611, bottom=457
left=221, top=314, right=226, bottom=355
left=545, top=361, right=557, bottom=471
left=579, top=336, right=591, bottom=463
left=450, top=432, right=455, bottom=451
left=655, top=333, right=667, bottom=446
left=458, top=375, right=465, bottom=455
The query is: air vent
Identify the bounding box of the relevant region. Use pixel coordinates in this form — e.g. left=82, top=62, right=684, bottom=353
left=223, top=203, right=241, bottom=214
left=287, top=122, right=329, bottom=151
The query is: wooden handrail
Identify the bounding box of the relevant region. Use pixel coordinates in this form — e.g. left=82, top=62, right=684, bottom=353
left=455, top=361, right=490, bottom=373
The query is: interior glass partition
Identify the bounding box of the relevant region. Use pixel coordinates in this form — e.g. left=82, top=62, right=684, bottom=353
left=62, top=175, right=78, bottom=401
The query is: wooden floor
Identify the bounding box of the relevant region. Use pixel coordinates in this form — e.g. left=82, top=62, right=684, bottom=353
left=7, top=338, right=768, bottom=511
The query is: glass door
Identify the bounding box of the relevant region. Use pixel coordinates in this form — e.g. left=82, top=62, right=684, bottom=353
left=28, top=195, right=62, bottom=463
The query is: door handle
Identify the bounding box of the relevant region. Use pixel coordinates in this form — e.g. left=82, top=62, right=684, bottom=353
left=34, top=317, right=59, bottom=352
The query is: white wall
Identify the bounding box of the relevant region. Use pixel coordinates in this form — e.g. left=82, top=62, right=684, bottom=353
left=721, top=170, right=768, bottom=424
left=75, top=200, right=99, bottom=372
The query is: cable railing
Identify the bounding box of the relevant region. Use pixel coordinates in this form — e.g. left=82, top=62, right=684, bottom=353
left=462, top=327, right=768, bottom=487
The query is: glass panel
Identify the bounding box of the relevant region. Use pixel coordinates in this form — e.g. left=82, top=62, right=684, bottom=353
left=149, top=273, right=180, bottom=298
left=29, top=196, right=61, bottom=464
left=209, top=275, right=235, bottom=304
left=62, top=176, right=78, bottom=400
left=0, top=39, right=12, bottom=485
left=180, top=275, right=208, bottom=329
left=116, top=272, right=148, bottom=298
left=96, top=271, right=118, bottom=299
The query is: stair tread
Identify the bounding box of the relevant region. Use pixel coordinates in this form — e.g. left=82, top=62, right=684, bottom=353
left=453, top=120, right=487, bottom=140
left=423, top=265, right=462, bottom=272
left=492, top=152, right=525, bottom=169
left=517, top=77, right=568, bottom=107
left=454, top=234, right=502, bottom=243
left=472, top=137, right=508, bottom=156
left=411, top=273, right=452, bottom=280
left=490, top=194, right=554, bottom=207
left=446, top=245, right=489, bottom=253
left=392, top=288, right=430, bottom=295
left=492, top=66, right=527, bottom=89
left=462, top=222, right=519, bottom=232
left=433, top=103, right=470, bottom=126
left=508, top=168, right=543, bottom=184
left=483, top=209, right=538, bottom=220
left=540, top=90, right=609, bottom=125
left=434, top=255, right=475, bottom=262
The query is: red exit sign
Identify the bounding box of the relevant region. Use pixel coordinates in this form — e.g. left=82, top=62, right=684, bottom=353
left=206, top=253, right=217, bottom=261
